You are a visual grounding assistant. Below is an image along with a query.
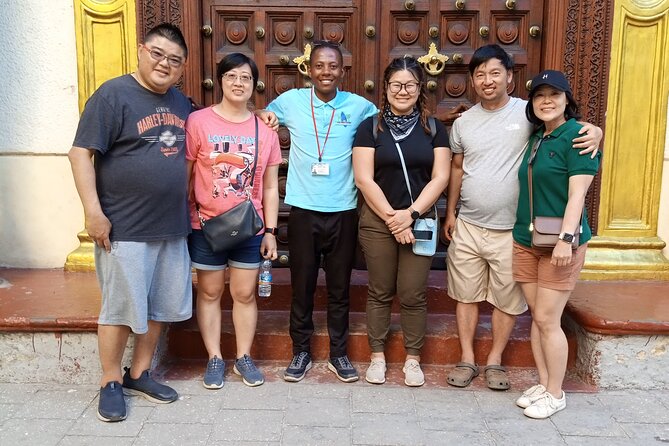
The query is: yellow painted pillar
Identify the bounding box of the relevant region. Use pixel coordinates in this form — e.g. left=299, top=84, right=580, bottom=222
left=65, top=0, right=137, bottom=271
left=582, top=0, right=669, bottom=280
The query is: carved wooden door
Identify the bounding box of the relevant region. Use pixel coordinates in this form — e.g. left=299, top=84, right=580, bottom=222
left=198, top=0, right=545, bottom=267
left=378, top=0, right=544, bottom=114
left=200, top=1, right=362, bottom=265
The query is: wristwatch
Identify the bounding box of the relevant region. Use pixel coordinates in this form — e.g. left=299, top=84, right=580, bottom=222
left=264, top=227, right=278, bottom=236
left=558, top=232, right=575, bottom=243
left=409, top=208, right=420, bottom=220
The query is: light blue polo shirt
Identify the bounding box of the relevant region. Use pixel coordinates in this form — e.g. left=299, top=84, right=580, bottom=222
left=267, top=88, right=377, bottom=212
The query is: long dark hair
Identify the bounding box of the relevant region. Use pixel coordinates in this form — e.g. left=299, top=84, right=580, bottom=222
left=377, top=55, right=430, bottom=135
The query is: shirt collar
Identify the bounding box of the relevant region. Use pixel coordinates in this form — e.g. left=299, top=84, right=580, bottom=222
left=538, top=118, right=574, bottom=139
left=310, top=87, right=339, bottom=108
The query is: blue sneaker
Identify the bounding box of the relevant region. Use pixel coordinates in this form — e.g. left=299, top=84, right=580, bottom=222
left=284, top=351, right=312, bottom=382
left=233, top=354, right=264, bottom=387
left=328, top=355, right=359, bottom=383
left=122, top=367, right=178, bottom=403
left=203, top=356, right=225, bottom=389
left=97, top=381, right=126, bottom=422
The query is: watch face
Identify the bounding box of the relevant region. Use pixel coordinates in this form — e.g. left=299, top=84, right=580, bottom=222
left=561, top=233, right=574, bottom=243
left=411, top=211, right=420, bottom=220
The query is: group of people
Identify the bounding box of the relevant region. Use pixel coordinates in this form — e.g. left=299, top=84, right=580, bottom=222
left=68, top=23, right=601, bottom=424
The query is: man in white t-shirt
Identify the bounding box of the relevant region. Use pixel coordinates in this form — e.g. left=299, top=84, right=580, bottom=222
left=444, top=44, right=601, bottom=390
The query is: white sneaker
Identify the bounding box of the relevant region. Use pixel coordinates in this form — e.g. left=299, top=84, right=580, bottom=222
left=403, top=359, right=425, bottom=387
left=365, top=359, right=387, bottom=384
left=516, top=384, right=547, bottom=408
left=523, top=391, right=566, bottom=419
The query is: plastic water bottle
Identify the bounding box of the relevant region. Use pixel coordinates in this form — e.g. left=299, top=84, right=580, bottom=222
left=258, top=259, right=272, bottom=298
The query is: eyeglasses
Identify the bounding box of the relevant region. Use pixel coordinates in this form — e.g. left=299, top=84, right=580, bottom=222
left=222, top=73, right=254, bottom=84
left=387, top=81, right=420, bottom=94
left=528, top=137, right=544, bottom=165
left=142, top=45, right=184, bottom=68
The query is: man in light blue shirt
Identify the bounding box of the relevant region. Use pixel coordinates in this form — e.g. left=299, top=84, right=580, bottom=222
left=266, top=41, right=377, bottom=383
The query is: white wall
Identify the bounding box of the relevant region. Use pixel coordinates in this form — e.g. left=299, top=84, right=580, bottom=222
left=0, top=1, right=83, bottom=267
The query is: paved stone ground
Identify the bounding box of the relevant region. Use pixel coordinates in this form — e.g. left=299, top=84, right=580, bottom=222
left=1, top=363, right=668, bottom=446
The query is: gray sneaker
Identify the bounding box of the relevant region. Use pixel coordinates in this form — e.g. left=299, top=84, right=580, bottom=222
left=203, top=356, right=225, bottom=389
left=233, top=354, right=265, bottom=387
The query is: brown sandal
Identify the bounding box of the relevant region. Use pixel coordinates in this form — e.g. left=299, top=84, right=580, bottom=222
left=484, top=364, right=510, bottom=390
left=447, top=362, right=479, bottom=387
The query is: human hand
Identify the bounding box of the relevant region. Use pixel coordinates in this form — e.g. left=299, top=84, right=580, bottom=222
left=256, top=110, right=279, bottom=131
left=393, top=227, right=416, bottom=245
left=260, top=234, right=278, bottom=260
left=86, top=212, right=112, bottom=253
left=573, top=123, right=602, bottom=158
left=551, top=241, right=573, bottom=267
left=385, top=209, right=413, bottom=234
left=444, top=211, right=456, bottom=241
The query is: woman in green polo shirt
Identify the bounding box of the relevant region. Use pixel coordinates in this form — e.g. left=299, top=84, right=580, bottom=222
left=511, top=70, right=600, bottom=419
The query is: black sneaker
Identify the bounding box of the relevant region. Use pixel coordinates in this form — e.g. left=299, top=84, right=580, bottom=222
left=284, top=351, right=312, bottom=382
left=97, top=381, right=126, bottom=422
left=328, top=355, right=359, bottom=383
left=122, top=367, right=178, bottom=403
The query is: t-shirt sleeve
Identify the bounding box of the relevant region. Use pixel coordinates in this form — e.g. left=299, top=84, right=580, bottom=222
left=362, top=99, right=378, bottom=120
left=266, top=94, right=286, bottom=124
left=449, top=118, right=463, bottom=154
left=566, top=126, right=601, bottom=176
left=266, top=127, right=282, bottom=166
left=433, top=119, right=450, bottom=148
left=352, top=116, right=376, bottom=148
left=72, top=89, right=121, bottom=154
left=185, top=115, right=200, bottom=161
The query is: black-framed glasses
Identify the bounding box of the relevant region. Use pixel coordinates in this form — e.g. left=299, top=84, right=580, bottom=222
left=387, top=81, right=420, bottom=94
left=528, top=137, right=544, bottom=165
left=222, top=73, right=254, bottom=84
left=142, top=45, right=184, bottom=68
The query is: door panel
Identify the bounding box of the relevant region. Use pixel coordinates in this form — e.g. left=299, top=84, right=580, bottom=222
left=199, top=0, right=545, bottom=268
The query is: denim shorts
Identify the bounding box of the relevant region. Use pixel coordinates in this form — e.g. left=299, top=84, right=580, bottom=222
left=94, top=238, right=193, bottom=334
left=188, top=229, right=262, bottom=270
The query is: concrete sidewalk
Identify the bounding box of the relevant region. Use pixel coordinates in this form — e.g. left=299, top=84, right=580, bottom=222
left=1, top=363, right=668, bottom=446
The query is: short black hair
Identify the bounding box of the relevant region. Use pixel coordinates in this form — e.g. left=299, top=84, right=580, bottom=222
left=310, top=40, right=343, bottom=66
left=525, top=87, right=581, bottom=126
left=216, top=52, right=259, bottom=91
left=468, top=44, right=513, bottom=75
left=144, top=23, right=188, bottom=59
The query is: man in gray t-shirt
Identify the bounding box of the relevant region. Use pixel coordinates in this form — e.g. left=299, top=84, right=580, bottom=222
left=443, top=45, right=601, bottom=391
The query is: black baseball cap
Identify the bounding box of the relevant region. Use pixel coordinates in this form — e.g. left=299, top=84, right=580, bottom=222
left=528, top=70, right=572, bottom=96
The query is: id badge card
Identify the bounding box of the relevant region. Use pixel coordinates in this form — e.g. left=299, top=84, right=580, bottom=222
left=311, top=162, right=330, bottom=176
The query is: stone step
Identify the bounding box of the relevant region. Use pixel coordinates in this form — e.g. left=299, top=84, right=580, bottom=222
left=216, top=269, right=497, bottom=314
left=166, top=310, right=578, bottom=368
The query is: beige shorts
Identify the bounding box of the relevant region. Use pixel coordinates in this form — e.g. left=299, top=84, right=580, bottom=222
left=446, top=218, right=527, bottom=315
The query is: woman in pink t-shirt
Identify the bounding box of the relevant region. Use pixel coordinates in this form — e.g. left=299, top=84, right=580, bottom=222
left=185, top=53, right=281, bottom=389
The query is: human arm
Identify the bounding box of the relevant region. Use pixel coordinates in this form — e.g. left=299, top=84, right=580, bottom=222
left=572, top=122, right=603, bottom=158
left=254, top=110, right=279, bottom=131
left=352, top=146, right=415, bottom=244
left=444, top=152, right=463, bottom=241
left=385, top=147, right=452, bottom=235
left=434, top=103, right=469, bottom=123
left=68, top=146, right=111, bottom=252
left=260, top=164, right=280, bottom=260
left=551, top=175, right=595, bottom=266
